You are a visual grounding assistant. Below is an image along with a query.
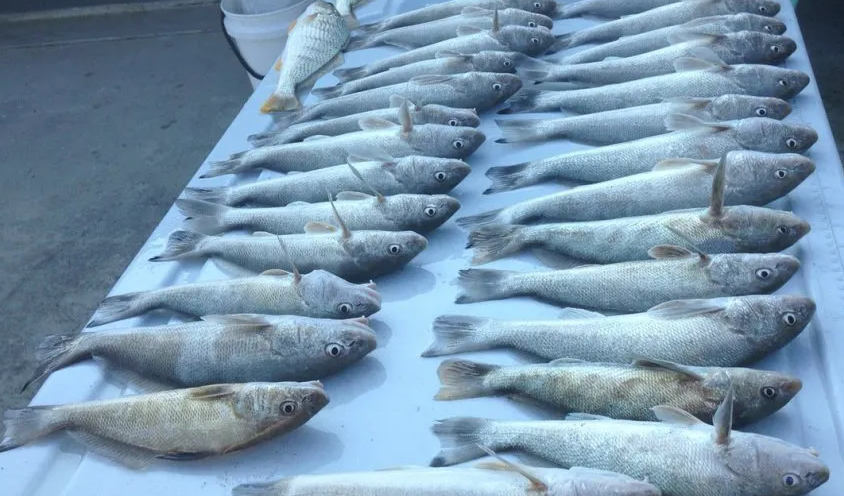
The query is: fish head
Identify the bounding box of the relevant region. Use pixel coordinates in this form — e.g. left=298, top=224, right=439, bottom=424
left=417, top=104, right=481, bottom=127
left=511, top=0, right=557, bottom=17
left=725, top=13, right=787, bottom=35
left=495, top=26, right=556, bottom=56
left=306, top=0, right=339, bottom=15
left=389, top=156, right=471, bottom=193
left=725, top=32, right=796, bottom=64
left=545, top=467, right=661, bottom=496
left=706, top=253, right=800, bottom=293
left=725, top=435, right=828, bottom=495
left=723, top=151, right=814, bottom=201
left=725, top=0, right=780, bottom=16
left=343, top=230, right=428, bottom=274
left=408, top=124, right=486, bottom=159
left=708, top=95, right=791, bottom=120
left=381, top=194, right=461, bottom=232
left=499, top=9, right=553, bottom=29
left=300, top=269, right=382, bottom=317
left=706, top=367, right=802, bottom=425
left=236, top=381, right=329, bottom=434
left=712, top=205, right=810, bottom=252
left=733, top=118, right=818, bottom=153
left=471, top=51, right=521, bottom=74
left=722, top=294, right=815, bottom=347
left=278, top=316, right=377, bottom=376
left=735, top=66, right=810, bottom=100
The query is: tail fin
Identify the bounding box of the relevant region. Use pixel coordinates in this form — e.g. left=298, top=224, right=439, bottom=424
left=182, top=186, right=232, bottom=206
left=261, top=92, right=300, bottom=114
left=484, top=163, right=531, bottom=194
left=422, top=315, right=494, bottom=357
left=200, top=151, right=253, bottom=178
left=346, top=32, right=374, bottom=51
left=456, top=269, right=518, bottom=304
left=232, top=481, right=284, bottom=496
left=430, top=417, right=496, bottom=467
left=495, top=119, right=548, bottom=143
left=334, top=65, right=369, bottom=83
left=149, top=230, right=208, bottom=262
left=546, top=33, right=574, bottom=54
left=248, top=130, right=291, bottom=147
left=455, top=208, right=504, bottom=230
left=88, top=292, right=150, bottom=327
left=175, top=199, right=231, bottom=235
left=497, top=90, right=541, bottom=115
left=21, top=335, right=84, bottom=392
left=468, top=224, right=525, bottom=264
left=435, top=359, right=499, bottom=400
left=312, top=85, right=345, bottom=100
left=0, top=407, right=63, bottom=452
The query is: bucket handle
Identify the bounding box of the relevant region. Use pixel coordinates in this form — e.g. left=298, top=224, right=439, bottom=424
left=220, top=11, right=267, bottom=80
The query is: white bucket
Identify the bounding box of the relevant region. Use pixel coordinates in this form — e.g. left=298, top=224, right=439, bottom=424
left=221, top=0, right=311, bottom=88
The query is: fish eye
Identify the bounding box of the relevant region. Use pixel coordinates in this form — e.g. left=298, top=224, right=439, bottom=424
left=770, top=45, right=781, bottom=54
left=337, top=302, right=352, bottom=314
left=782, top=473, right=801, bottom=487
left=528, top=21, right=537, bottom=27
left=776, top=226, right=789, bottom=235
left=755, top=107, right=768, bottom=117
left=434, top=171, right=447, bottom=182
left=388, top=243, right=402, bottom=255
left=448, top=118, right=459, bottom=126
left=786, top=138, right=798, bottom=149
left=755, top=268, right=772, bottom=280
left=759, top=5, right=768, bottom=13
left=764, top=24, right=773, bottom=32
left=782, top=312, right=798, bottom=326
left=280, top=401, right=297, bottom=416
left=533, top=1, right=542, bottom=8
left=761, top=386, right=778, bottom=399
left=530, top=37, right=540, bottom=45
left=453, top=139, right=465, bottom=149
left=424, top=206, right=437, bottom=217
left=778, top=79, right=788, bottom=86
left=492, top=82, right=503, bottom=91
left=775, top=169, right=788, bottom=179
left=324, top=343, right=344, bottom=357
left=503, top=59, right=513, bottom=67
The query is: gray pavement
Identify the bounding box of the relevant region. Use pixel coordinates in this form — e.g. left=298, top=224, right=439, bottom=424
left=0, top=2, right=841, bottom=413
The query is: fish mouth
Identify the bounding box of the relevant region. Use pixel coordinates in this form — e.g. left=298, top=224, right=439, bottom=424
left=807, top=465, right=830, bottom=487
left=782, top=378, right=803, bottom=395
left=452, top=161, right=472, bottom=182
left=795, top=221, right=811, bottom=239
left=354, top=330, right=378, bottom=354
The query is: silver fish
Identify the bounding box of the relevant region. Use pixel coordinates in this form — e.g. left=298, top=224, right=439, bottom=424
left=457, top=152, right=815, bottom=226
left=430, top=406, right=829, bottom=496
left=87, top=270, right=382, bottom=327
left=280, top=73, right=522, bottom=126
left=316, top=51, right=524, bottom=99
left=232, top=463, right=662, bottom=496
left=25, top=315, right=377, bottom=390
left=435, top=358, right=801, bottom=426
left=500, top=58, right=810, bottom=115
left=334, top=21, right=555, bottom=80
left=347, top=7, right=553, bottom=50
left=356, top=0, right=557, bottom=33
left=532, top=33, right=796, bottom=86
left=551, top=0, right=782, bottom=50
left=422, top=295, right=816, bottom=366
left=203, top=101, right=486, bottom=178
left=555, top=14, right=787, bottom=63
left=0, top=381, right=328, bottom=469
left=485, top=115, right=818, bottom=192
left=557, top=0, right=685, bottom=19
left=455, top=250, right=800, bottom=313
left=262, top=1, right=349, bottom=113
left=250, top=97, right=481, bottom=146
left=185, top=154, right=471, bottom=207
left=494, top=95, right=791, bottom=145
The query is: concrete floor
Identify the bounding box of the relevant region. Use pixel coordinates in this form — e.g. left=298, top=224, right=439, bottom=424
left=0, top=2, right=841, bottom=412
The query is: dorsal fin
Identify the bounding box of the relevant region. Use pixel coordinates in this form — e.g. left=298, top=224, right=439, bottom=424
left=491, top=6, right=499, bottom=32
left=275, top=236, right=301, bottom=283
left=713, top=383, right=734, bottom=445
left=326, top=191, right=352, bottom=239
left=346, top=161, right=386, bottom=203
left=707, top=155, right=727, bottom=219
left=632, top=358, right=704, bottom=381
left=664, top=225, right=711, bottom=265
left=475, top=445, right=547, bottom=492
left=651, top=405, right=706, bottom=426
left=398, top=98, right=413, bottom=136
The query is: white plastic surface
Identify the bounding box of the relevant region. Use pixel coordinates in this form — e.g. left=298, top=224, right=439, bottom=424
left=2, top=1, right=843, bottom=494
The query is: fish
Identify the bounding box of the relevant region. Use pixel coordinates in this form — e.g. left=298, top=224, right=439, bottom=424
left=203, top=100, right=486, bottom=178
left=499, top=56, right=810, bottom=115
left=455, top=248, right=800, bottom=313
left=184, top=153, right=471, bottom=207
left=530, top=33, right=797, bottom=86
left=485, top=115, right=818, bottom=192
left=550, top=0, right=782, bottom=51
left=261, top=1, right=349, bottom=113
left=231, top=462, right=662, bottom=496
left=435, top=358, right=801, bottom=426
left=429, top=398, right=830, bottom=496
left=272, top=72, right=522, bottom=127
left=457, top=152, right=815, bottom=226
left=87, top=270, right=382, bottom=327
left=467, top=156, right=810, bottom=266
left=347, top=7, right=553, bottom=51
left=494, top=95, right=791, bottom=145
left=555, top=14, right=787, bottom=64
left=334, top=16, right=554, bottom=81
left=249, top=97, right=481, bottom=146
left=335, top=0, right=367, bottom=28
left=557, top=0, right=691, bottom=19
left=315, top=51, right=524, bottom=99
left=24, top=315, right=377, bottom=391
left=0, top=381, right=328, bottom=469
left=422, top=295, right=816, bottom=366
left=356, top=0, right=557, bottom=34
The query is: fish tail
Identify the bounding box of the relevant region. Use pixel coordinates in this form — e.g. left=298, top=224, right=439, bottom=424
left=0, top=406, right=64, bottom=452
left=484, top=162, right=533, bottom=194
left=435, top=359, right=499, bottom=400
left=175, top=199, right=231, bottom=235
left=232, top=481, right=283, bottom=496
left=21, top=334, right=86, bottom=392
left=200, top=151, right=254, bottom=178
left=456, top=269, right=519, bottom=304
left=182, top=186, right=233, bottom=206
left=430, top=417, right=499, bottom=467
left=468, top=224, right=526, bottom=265
left=312, top=85, right=344, bottom=100
left=546, top=33, right=574, bottom=54
left=149, top=229, right=209, bottom=262
left=422, top=315, right=495, bottom=357
left=260, top=92, right=300, bottom=114
left=334, top=65, right=368, bottom=83
left=346, top=32, right=374, bottom=51
left=88, top=291, right=153, bottom=327
left=497, top=89, right=541, bottom=114
left=494, top=119, right=549, bottom=143
left=455, top=208, right=505, bottom=230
